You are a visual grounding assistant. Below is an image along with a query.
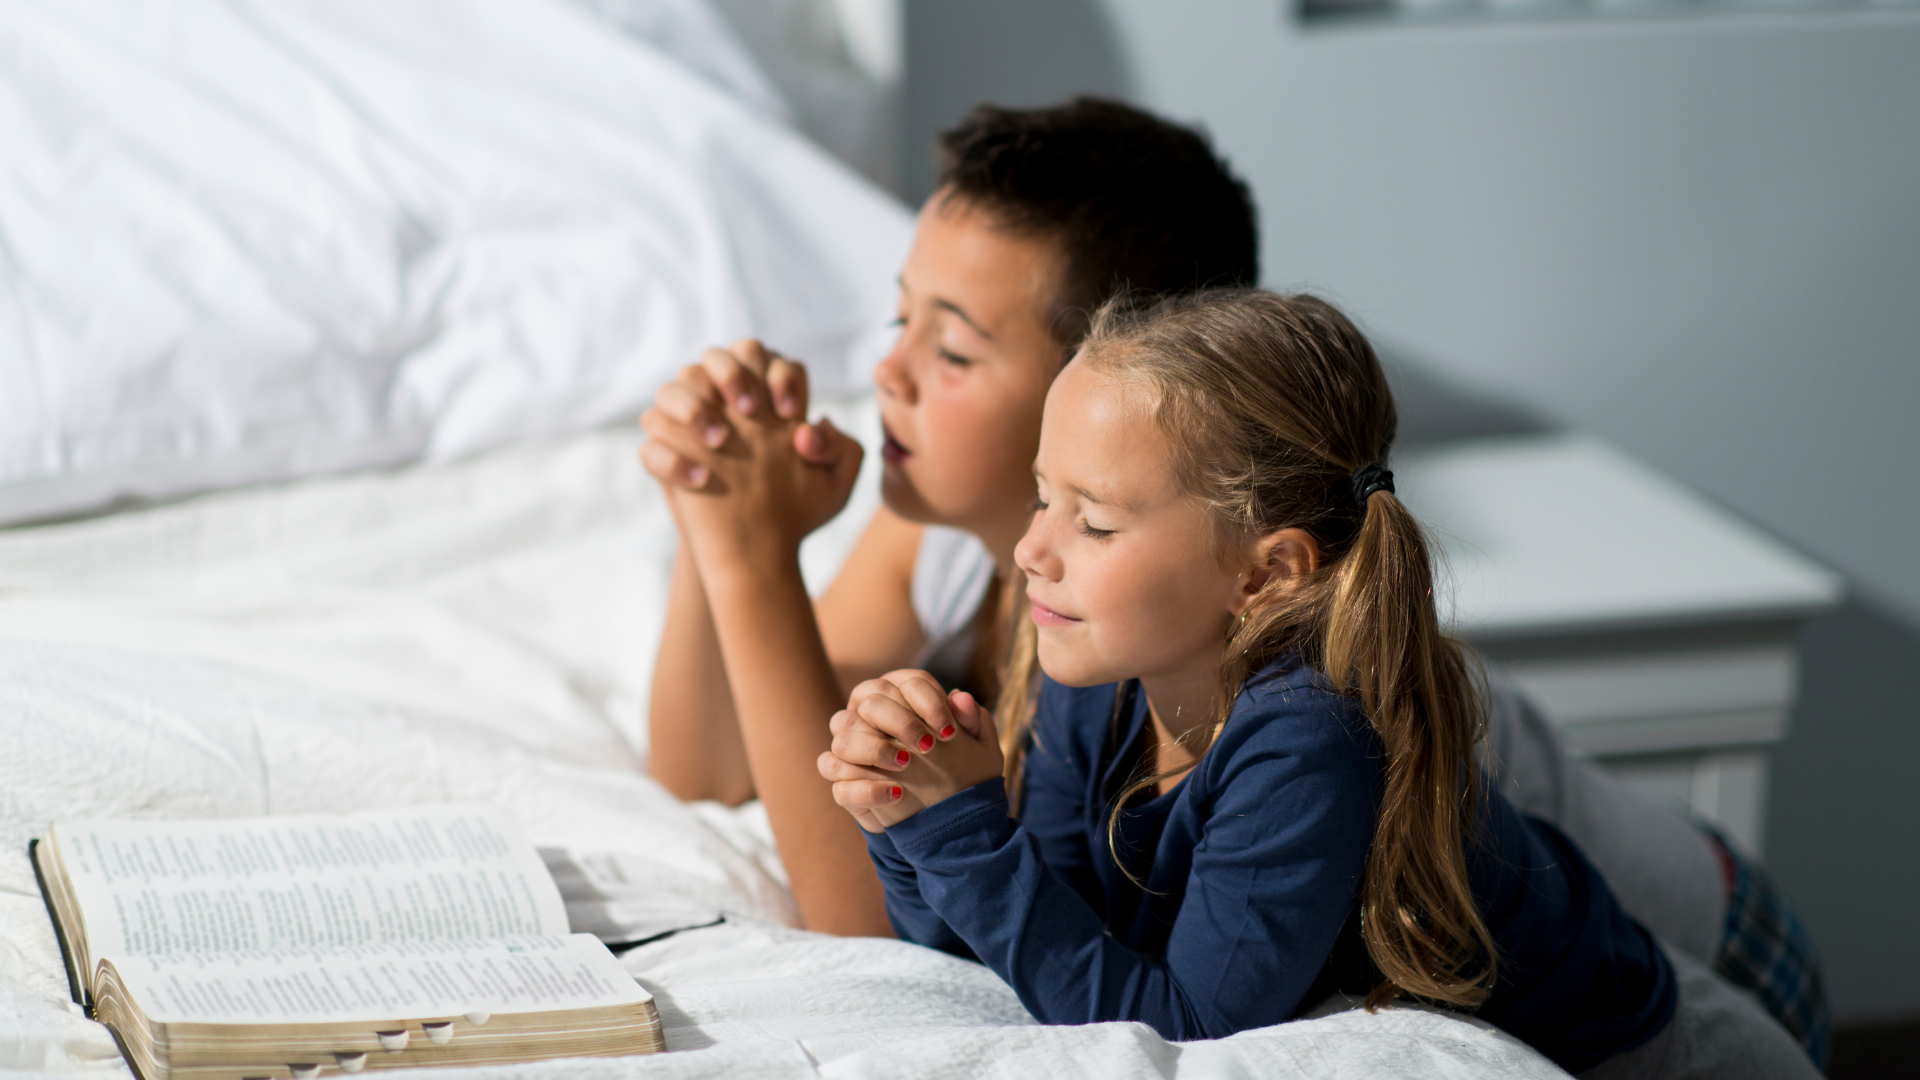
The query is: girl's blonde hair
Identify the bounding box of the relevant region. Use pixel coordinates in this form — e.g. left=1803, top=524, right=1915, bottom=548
left=994, top=288, right=1494, bottom=1011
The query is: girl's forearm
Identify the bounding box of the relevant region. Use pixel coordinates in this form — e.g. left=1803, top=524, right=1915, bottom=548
left=647, top=549, right=754, bottom=804
left=865, top=829, right=967, bottom=955
left=700, top=548, right=895, bottom=937
left=885, top=780, right=1231, bottom=1039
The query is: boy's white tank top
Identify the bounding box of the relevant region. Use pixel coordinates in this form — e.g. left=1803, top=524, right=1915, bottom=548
left=909, top=525, right=997, bottom=693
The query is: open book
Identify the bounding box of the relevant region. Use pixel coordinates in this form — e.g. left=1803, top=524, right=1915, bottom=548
left=31, top=805, right=662, bottom=1080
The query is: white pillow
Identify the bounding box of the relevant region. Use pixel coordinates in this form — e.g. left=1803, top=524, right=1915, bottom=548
left=0, top=0, right=912, bottom=526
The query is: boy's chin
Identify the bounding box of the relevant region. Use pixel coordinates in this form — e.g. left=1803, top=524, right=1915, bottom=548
left=879, top=469, right=935, bottom=524
left=880, top=468, right=971, bottom=531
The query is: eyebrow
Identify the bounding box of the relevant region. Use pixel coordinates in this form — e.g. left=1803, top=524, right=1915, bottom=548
left=1071, top=483, right=1124, bottom=509
left=898, top=275, right=994, bottom=340
left=1037, top=469, right=1121, bottom=511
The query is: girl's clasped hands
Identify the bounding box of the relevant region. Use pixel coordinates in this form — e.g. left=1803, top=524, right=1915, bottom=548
left=816, top=671, right=1004, bottom=833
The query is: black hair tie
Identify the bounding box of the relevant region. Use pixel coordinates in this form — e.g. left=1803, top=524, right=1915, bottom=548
left=1351, top=462, right=1394, bottom=507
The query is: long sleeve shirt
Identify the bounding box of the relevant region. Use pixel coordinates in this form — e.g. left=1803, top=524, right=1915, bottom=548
left=865, top=659, right=1677, bottom=1074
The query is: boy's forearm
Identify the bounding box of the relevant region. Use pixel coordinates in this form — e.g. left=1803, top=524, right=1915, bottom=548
left=648, top=549, right=754, bottom=805
left=700, top=552, right=895, bottom=937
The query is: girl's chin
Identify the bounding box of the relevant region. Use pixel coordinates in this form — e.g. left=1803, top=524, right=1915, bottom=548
left=1034, top=642, right=1119, bottom=690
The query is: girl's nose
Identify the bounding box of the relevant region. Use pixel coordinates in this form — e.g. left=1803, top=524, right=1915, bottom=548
left=1013, top=512, right=1058, bottom=583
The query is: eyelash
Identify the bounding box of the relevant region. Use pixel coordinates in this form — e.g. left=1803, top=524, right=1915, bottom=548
left=887, top=317, right=975, bottom=368
left=1032, top=499, right=1114, bottom=540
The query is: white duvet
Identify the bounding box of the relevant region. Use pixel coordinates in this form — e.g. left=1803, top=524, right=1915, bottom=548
left=0, top=0, right=908, bottom=527
left=0, top=404, right=1568, bottom=1079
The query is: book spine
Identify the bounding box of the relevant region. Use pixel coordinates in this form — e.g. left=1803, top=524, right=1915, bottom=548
left=28, top=839, right=89, bottom=1014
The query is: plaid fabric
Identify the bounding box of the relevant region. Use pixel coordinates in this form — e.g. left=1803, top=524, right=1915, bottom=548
left=1705, top=827, right=1830, bottom=1069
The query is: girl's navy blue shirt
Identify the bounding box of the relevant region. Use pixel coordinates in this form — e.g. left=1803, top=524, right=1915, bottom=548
left=865, top=658, right=1677, bottom=1073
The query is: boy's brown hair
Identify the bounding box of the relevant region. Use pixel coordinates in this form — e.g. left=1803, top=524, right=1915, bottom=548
left=935, top=98, right=1259, bottom=351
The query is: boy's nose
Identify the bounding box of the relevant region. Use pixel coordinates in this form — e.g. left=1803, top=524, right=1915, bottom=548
left=874, top=347, right=917, bottom=405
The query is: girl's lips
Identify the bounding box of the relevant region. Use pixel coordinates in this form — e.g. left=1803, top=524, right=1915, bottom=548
left=1029, top=598, right=1081, bottom=628
left=880, top=424, right=911, bottom=463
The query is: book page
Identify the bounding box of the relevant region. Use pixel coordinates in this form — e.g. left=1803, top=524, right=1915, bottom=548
left=112, top=934, right=650, bottom=1025
left=58, top=806, right=569, bottom=959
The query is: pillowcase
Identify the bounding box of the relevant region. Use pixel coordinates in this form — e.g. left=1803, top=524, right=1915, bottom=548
left=0, top=0, right=911, bottom=526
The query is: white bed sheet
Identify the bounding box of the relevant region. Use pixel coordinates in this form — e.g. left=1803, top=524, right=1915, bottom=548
left=0, top=406, right=1568, bottom=1079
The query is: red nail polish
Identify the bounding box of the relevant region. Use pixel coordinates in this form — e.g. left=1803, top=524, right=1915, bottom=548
left=890, top=786, right=903, bottom=800
left=939, top=725, right=956, bottom=740
left=917, top=735, right=934, bottom=752
left=895, top=749, right=911, bottom=766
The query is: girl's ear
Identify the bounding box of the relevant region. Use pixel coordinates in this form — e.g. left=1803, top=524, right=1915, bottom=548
left=1229, top=527, right=1320, bottom=616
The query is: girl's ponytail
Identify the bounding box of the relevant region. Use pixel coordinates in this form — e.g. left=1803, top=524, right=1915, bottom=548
left=1327, top=484, right=1494, bottom=1009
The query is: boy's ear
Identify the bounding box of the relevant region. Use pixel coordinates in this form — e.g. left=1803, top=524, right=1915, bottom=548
left=1230, top=527, right=1320, bottom=615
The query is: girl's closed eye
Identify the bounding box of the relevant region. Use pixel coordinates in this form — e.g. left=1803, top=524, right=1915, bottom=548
left=938, top=347, right=975, bottom=368
left=1028, top=493, right=1110, bottom=537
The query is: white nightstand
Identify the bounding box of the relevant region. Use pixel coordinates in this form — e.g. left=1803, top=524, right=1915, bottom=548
left=1396, top=433, right=1843, bottom=856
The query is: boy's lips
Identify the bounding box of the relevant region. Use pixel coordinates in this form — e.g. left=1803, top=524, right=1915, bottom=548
left=1028, top=597, right=1082, bottom=628
left=881, top=423, right=911, bottom=463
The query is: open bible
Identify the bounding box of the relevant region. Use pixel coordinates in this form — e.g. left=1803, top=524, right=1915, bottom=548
left=31, top=805, right=663, bottom=1080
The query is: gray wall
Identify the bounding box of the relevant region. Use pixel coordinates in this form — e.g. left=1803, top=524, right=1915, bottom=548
left=903, top=0, right=1920, bottom=1020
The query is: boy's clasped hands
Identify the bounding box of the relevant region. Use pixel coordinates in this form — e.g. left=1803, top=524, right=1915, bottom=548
left=639, top=339, right=862, bottom=567
left=640, top=340, right=1006, bottom=833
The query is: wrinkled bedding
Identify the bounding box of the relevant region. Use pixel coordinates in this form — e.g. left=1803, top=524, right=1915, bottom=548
left=0, top=0, right=909, bottom=526
left=0, top=404, right=1568, bottom=1079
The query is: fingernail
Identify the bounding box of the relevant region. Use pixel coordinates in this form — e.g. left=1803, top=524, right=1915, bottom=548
left=939, top=725, right=955, bottom=740
left=779, top=396, right=798, bottom=415
left=917, top=735, right=934, bottom=753
left=704, top=425, right=726, bottom=447
left=895, top=749, right=911, bottom=766
left=735, top=394, right=755, bottom=414
left=890, top=786, right=903, bottom=801
left=688, top=465, right=709, bottom=485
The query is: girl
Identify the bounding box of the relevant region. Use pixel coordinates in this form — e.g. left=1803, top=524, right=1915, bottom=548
left=816, top=291, right=1817, bottom=1078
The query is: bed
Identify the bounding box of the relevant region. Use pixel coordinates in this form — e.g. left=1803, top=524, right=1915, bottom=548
left=0, top=3, right=1567, bottom=1077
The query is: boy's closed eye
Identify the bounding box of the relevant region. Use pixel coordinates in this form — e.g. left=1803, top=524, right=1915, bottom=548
left=883, top=307, right=974, bottom=367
